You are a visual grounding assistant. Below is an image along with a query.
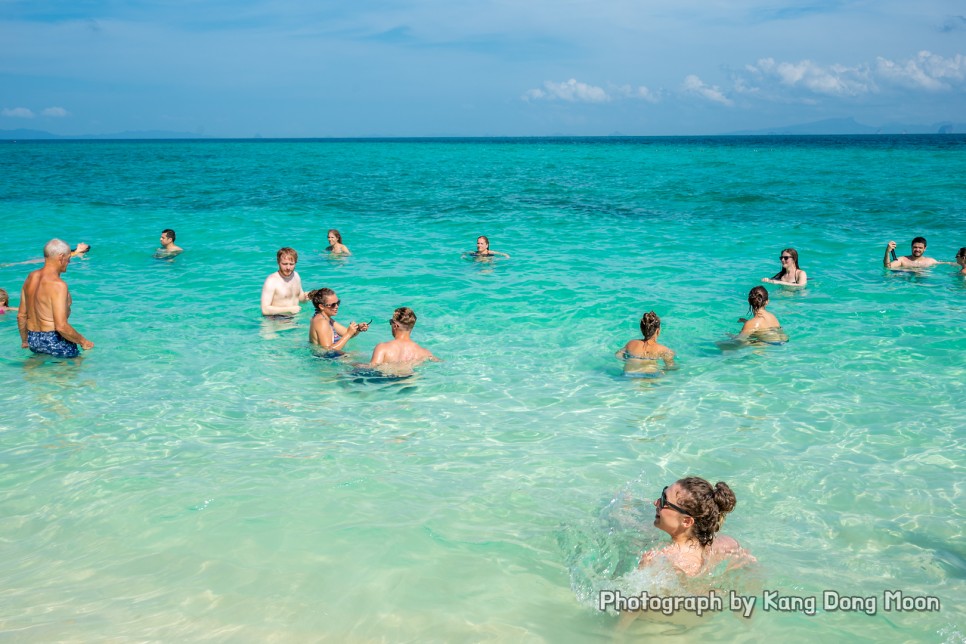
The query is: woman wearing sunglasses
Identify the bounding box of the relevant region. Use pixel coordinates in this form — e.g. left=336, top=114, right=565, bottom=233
left=638, top=476, right=750, bottom=577
left=308, top=288, right=368, bottom=352
left=761, top=248, right=807, bottom=287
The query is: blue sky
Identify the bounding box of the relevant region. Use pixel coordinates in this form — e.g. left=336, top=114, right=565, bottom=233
left=1, top=0, right=964, bottom=136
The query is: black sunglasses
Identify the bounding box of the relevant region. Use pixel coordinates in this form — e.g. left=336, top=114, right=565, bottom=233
left=324, top=300, right=341, bottom=308
left=659, top=486, right=693, bottom=517
left=780, top=256, right=793, bottom=261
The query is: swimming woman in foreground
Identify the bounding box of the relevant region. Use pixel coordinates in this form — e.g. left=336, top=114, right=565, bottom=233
left=737, top=286, right=786, bottom=343
left=616, top=477, right=755, bottom=627
left=616, top=311, right=675, bottom=376
left=326, top=230, right=350, bottom=255
left=463, top=235, right=510, bottom=259
left=308, top=288, right=368, bottom=353
left=638, top=477, right=752, bottom=576
left=957, top=247, right=966, bottom=275
left=761, top=248, right=806, bottom=288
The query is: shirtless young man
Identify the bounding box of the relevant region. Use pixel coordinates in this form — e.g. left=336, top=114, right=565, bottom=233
left=260, top=247, right=308, bottom=316
left=884, top=237, right=940, bottom=268
left=158, top=229, right=183, bottom=256
left=369, top=307, right=439, bottom=369
left=18, top=239, right=94, bottom=358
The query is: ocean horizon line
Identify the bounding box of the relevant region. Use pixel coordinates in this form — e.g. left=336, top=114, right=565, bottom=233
left=3, top=132, right=965, bottom=144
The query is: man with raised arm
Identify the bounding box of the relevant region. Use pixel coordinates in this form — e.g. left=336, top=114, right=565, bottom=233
left=369, top=307, right=439, bottom=370
left=18, top=238, right=94, bottom=358
left=884, top=236, right=940, bottom=268
left=260, top=247, right=308, bottom=316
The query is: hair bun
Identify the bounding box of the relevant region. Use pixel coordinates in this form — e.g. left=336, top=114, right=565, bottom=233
left=713, top=482, right=736, bottom=514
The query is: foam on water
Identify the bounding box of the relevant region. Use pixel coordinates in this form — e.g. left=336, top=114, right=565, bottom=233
left=1, top=137, right=964, bottom=641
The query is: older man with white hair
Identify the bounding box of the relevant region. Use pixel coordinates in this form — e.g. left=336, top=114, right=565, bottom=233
left=18, top=238, right=94, bottom=358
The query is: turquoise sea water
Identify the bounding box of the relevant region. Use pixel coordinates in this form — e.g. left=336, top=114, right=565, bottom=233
left=1, top=137, right=964, bottom=641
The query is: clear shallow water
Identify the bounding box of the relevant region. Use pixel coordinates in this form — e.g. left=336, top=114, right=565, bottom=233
left=0, top=136, right=964, bottom=641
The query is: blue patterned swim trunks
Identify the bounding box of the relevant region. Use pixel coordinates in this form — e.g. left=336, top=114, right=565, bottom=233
left=27, top=330, right=80, bottom=358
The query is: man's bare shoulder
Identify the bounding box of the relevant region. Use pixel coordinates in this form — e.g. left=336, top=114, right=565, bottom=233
left=39, top=275, right=68, bottom=297
left=22, top=269, right=42, bottom=286
left=415, top=344, right=437, bottom=360
left=262, top=272, right=282, bottom=287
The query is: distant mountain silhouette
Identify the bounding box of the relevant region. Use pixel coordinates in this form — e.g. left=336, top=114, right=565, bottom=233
left=728, top=118, right=961, bottom=135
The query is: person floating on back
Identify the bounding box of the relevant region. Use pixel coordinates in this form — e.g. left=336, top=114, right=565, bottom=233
left=261, top=247, right=308, bottom=316
left=368, top=307, right=439, bottom=374
left=1, top=241, right=90, bottom=267
left=17, top=238, right=94, bottom=358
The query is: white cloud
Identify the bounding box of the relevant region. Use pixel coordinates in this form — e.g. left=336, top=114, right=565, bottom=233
left=523, top=78, right=610, bottom=103
left=876, top=51, right=966, bottom=91
left=523, top=88, right=546, bottom=101
left=42, top=106, right=69, bottom=117
left=738, top=52, right=966, bottom=101
left=2, top=107, right=35, bottom=118
left=615, top=84, right=660, bottom=103
left=681, top=75, right=733, bottom=106
left=747, top=58, right=874, bottom=96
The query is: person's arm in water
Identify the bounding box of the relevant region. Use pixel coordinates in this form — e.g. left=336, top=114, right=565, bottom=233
left=762, top=270, right=807, bottom=287
left=661, top=349, right=676, bottom=369
left=50, top=282, right=93, bottom=350
left=17, top=280, right=30, bottom=348
left=369, top=342, right=389, bottom=366
left=295, top=274, right=309, bottom=302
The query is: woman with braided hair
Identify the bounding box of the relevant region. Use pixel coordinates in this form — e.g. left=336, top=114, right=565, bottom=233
left=637, top=476, right=752, bottom=577
left=616, top=310, right=675, bottom=376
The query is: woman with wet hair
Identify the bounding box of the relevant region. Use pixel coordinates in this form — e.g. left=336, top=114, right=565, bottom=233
left=616, top=311, right=675, bottom=375
left=637, top=476, right=751, bottom=577
left=326, top=230, right=350, bottom=255
left=308, top=287, right=368, bottom=352
left=464, top=235, right=510, bottom=259
left=762, top=248, right=806, bottom=287
left=957, top=247, right=966, bottom=275
left=738, top=286, right=782, bottom=339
